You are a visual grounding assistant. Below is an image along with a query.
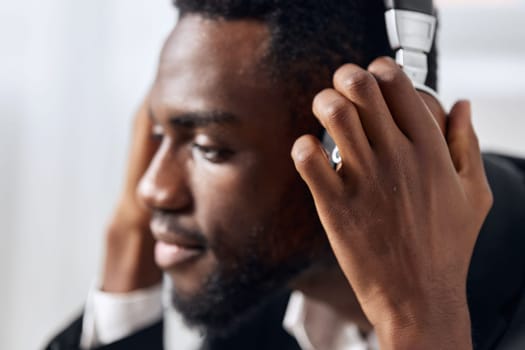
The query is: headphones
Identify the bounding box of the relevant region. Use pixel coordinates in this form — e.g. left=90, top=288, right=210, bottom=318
left=323, top=0, right=438, bottom=167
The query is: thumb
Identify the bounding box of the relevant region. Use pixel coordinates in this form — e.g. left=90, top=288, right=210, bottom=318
left=446, top=100, right=483, bottom=179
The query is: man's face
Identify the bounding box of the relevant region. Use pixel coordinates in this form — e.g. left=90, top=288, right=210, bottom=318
left=139, top=15, right=328, bottom=333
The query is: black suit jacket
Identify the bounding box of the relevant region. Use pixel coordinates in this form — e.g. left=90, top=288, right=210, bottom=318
left=45, top=154, right=525, bottom=350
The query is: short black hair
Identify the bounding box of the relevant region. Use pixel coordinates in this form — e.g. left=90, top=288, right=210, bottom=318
left=173, top=0, right=437, bottom=124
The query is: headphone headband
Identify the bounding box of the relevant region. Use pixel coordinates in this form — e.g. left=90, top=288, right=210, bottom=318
left=384, top=0, right=433, bottom=15
left=384, top=0, right=437, bottom=88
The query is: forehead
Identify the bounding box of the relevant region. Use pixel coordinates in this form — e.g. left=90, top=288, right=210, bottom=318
left=160, top=15, right=271, bottom=78
left=152, top=15, right=288, bottom=123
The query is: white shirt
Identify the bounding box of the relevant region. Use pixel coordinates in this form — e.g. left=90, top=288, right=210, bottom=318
left=80, top=284, right=378, bottom=350
left=283, top=292, right=379, bottom=350
left=80, top=284, right=164, bottom=349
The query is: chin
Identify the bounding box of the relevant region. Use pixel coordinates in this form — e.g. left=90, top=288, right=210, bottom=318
left=164, top=253, right=314, bottom=336
left=164, top=273, right=201, bottom=300
left=169, top=278, right=290, bottom=337
left=161, top=250, right=220, bottom=296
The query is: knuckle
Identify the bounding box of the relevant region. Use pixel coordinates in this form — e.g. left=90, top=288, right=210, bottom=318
left=371, top=62, right=404, bottom=86
left=333, top=63, right=357, bottom=80
left=314, top=91, right=351, bottom=127
left=323, top=99, right=351, bottom=128
left=368, top=56, right=398, bottom=72
left=313, top=88, right=335, bottom=107
left=293, top=138, right=320, bottom=168
left=294, top=148, right=318, bottom=169
left=335, top=65, right=376, bottom=95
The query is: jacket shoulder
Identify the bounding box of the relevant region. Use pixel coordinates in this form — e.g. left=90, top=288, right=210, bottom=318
left=469, top=153, right=525, bottom=349
left=44, top=312, right=163, bottom=350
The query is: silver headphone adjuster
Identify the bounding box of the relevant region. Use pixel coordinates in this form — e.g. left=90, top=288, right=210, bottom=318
left=385, top=9, right=436, bottom=86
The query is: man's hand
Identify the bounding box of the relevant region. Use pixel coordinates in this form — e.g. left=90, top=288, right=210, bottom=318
left=102, top=94, right=162, bottom=293
left=291, top=57, right=493, bottom=349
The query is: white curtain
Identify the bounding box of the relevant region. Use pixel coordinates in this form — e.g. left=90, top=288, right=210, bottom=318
left=0, top=1, right=524, bottom=349
left=0, top=1, right=176, bottom=348
left=437, top=1, right=525, bottom=155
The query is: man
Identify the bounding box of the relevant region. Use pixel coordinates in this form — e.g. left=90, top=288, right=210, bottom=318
left=47, top=1, right=525, bottom=349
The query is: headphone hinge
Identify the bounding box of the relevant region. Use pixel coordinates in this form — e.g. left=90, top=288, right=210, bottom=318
left=385, top=9, right=436, bottom=85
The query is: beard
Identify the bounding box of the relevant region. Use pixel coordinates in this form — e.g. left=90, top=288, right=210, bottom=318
left=166, top=177, right=332, bottom=337
left=167, top=238, right=316, bottom=337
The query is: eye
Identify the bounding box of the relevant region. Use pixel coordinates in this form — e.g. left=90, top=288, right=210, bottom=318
left=192, top=143, right=233, bottom=163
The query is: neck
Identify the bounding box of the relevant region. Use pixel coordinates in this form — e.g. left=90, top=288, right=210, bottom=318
left=290, top=261, right=373, bottom=333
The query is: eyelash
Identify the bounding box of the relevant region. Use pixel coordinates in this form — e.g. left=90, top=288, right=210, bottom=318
left=192, top=143, right=232, bottom=163
left=150, top=125, right=232, bottom=163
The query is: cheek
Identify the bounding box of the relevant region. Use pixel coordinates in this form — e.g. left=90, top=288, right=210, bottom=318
left=190, top=159, right=289, bottom=252
left=192, top=166, right=270, bottom=237
left=191, top=148, right=294, bottom=221
left=195, top=160, right=320, bottom=262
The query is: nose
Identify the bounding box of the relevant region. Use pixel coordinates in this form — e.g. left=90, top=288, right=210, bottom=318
left=138, top=140, right=192, bottom=212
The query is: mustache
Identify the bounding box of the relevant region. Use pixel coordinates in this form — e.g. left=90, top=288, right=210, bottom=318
left=151, top=211, right=208, bottom=247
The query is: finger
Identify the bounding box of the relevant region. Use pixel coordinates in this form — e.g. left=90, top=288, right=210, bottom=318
left=446, top=100, right=484, bottom=179
left=367, top=57, right=442, bottom=144
left=312, top=89, right=372, bottom=169
left=123, top=93, right=159, bottom=199
left=447, top=100, right=494, bottom=226
left=333, top=63, right=402, bottom=148
left=292, top=135, right=343, bottom=203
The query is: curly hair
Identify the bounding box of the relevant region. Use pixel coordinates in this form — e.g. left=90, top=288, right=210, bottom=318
left=173, top=0, right=438, bottom=123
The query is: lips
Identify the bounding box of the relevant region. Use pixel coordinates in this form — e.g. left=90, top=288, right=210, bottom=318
left=150, top=217, right=206, bottom=269
left=155, top=241, right=203, bottom=269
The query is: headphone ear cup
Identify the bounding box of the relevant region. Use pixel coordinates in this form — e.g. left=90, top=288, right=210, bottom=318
left=319, top=0, right=438, bottom=166
left=321, top=130, right=341, bottom=169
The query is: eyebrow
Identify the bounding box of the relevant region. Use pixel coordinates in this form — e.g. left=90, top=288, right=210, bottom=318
left=148, top=107, right=240, bottom=128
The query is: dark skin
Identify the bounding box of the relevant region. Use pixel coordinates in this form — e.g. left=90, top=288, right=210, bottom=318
left=104, top=15, right=327, bottom=299
left=102, top=15, right=492, bottom=349
left=293, top=62, right=492, bottom=349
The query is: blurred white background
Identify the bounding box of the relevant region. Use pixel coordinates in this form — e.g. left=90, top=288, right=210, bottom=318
left=0, top=0, right=524, bottom=349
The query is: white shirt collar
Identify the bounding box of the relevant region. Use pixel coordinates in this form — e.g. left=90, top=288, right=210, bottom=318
left=283, top=291, right=379, bottom=350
